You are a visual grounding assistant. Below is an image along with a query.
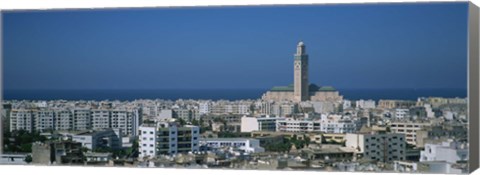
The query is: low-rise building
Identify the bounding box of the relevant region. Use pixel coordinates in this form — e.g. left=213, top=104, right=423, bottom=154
left=200, top=138, right=265, bottom=153
left=355, top=100, right=376, bottom=109
left=420, top=140, right=468, bottom=164
left=31, top=141, right=84, bottom=165
left=241, top=116, right=284, bottom=132
left=71, top=128, right=123, bottom=150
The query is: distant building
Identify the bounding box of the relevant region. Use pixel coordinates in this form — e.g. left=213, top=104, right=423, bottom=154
left=378, top=100, right=416, bottom=109
left=71, top=128, right=123, bottom=150
left=276, top=115, right=356, bottom=134
left=355, top=100, right=376, bottom=109
left=10, top=107, right=142, bottom=136
left=200, top=138, right=265, bottom=153
left=394, top=109, right=410, bottom=119
left=262, top=42, right=343, bottom=102
left=342, top=100, right=352, bottom=110
left=157, top=109, right=173, bottom=121
left=240, top=116, right=284, bottom=132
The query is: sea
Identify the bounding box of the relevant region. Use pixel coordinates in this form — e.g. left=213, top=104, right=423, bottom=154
left=2, top=88, right=467, bottom=102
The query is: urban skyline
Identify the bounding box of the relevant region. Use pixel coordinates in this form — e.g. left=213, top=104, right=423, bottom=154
left=1, top=2, right=471, bottom=174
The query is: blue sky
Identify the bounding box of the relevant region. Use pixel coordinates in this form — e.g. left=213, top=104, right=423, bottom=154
left=2, top=2, right=468, bottom=90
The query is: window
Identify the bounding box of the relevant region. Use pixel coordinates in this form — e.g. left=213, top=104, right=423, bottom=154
left=150, top=131, right=154, bottom=134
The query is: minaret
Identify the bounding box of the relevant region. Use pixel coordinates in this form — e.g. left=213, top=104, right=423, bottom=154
left=294, top=41, right=309, bottom=102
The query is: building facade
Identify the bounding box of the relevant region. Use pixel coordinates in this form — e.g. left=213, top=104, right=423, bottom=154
left=345, top=132, right=406, bottom=162
left=138, top=122, right=200, bottom=159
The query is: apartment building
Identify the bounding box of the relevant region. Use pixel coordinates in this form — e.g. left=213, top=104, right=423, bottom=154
left=276, top=115, right=356, bottom=134
left=138, top=121, right=200, bottom=159
left=9, top=109, right=35, bottom=132
left=346, top=132, right=406, bottom=162
left=390, top=122, right=432, bottom=145
left=10, top=107, right=142, bottom=136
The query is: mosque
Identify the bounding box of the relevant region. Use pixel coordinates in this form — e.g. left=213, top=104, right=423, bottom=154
left=261, top=41, right=343, bottom=102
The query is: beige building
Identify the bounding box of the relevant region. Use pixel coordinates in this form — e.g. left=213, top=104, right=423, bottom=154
left=378, top=100, right=417, bottom=109
left=262, top=42, right=343, bottom=102
left=389, top=121, right=432, bottom=146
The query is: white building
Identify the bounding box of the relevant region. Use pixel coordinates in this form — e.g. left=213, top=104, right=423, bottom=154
left=343, top=100, right=352, bottom=110
left=157, top=109, right=173, bottom=121
left=199, top=102, right=210, bottom=114
left=346, top=132, right=406, bottom=162
left=420, top=140, right=468, bottom=164
left=276, top=114, right=356, bottom=133
left=394, top=109, right=410, bottom=119
left=138, top=121, right=200, bottom=159
left=276, top=118, right=319, bottom=132
left=319, top=114, right=356, bottom=134
left=356, top=100, right=376, bottom=109
left=54, top=109, right=73, bottom=131
left=424, top=104, right=435, bottom=118
left=200, top=138, right=265, bottom=153
left=92, top=109, right=110, bottom=130
left=138, top=126, right=156, bottom=158
left=240, top=116, right=283, bottom=132
left=10, top=109, right=34, bottom=132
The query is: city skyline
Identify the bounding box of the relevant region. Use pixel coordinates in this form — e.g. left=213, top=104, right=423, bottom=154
left=3, top=2, right=468, bottom=91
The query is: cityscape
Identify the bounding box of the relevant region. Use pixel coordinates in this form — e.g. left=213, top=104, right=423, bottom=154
left=1, top=3, right=469, bottom=175
left=1, top=42, right=469, bottom=174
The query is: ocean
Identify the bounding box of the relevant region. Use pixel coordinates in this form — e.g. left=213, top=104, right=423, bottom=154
left=2, top=88, right=467, bottom=101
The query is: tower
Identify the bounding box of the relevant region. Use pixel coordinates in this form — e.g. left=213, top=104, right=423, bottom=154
left=293, top=41, right=309, bottom=102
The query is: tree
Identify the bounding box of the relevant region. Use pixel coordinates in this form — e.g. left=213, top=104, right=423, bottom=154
left=177, top=118, right=186, bottom=126
left=191, top=118, right=199, bottom=126
left=24, top=155, right=32, bottom=163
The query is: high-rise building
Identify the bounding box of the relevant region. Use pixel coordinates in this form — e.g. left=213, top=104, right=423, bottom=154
left=262, top=42, right=343, bottom=102
left=294, top=41, right=309, bottom=102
